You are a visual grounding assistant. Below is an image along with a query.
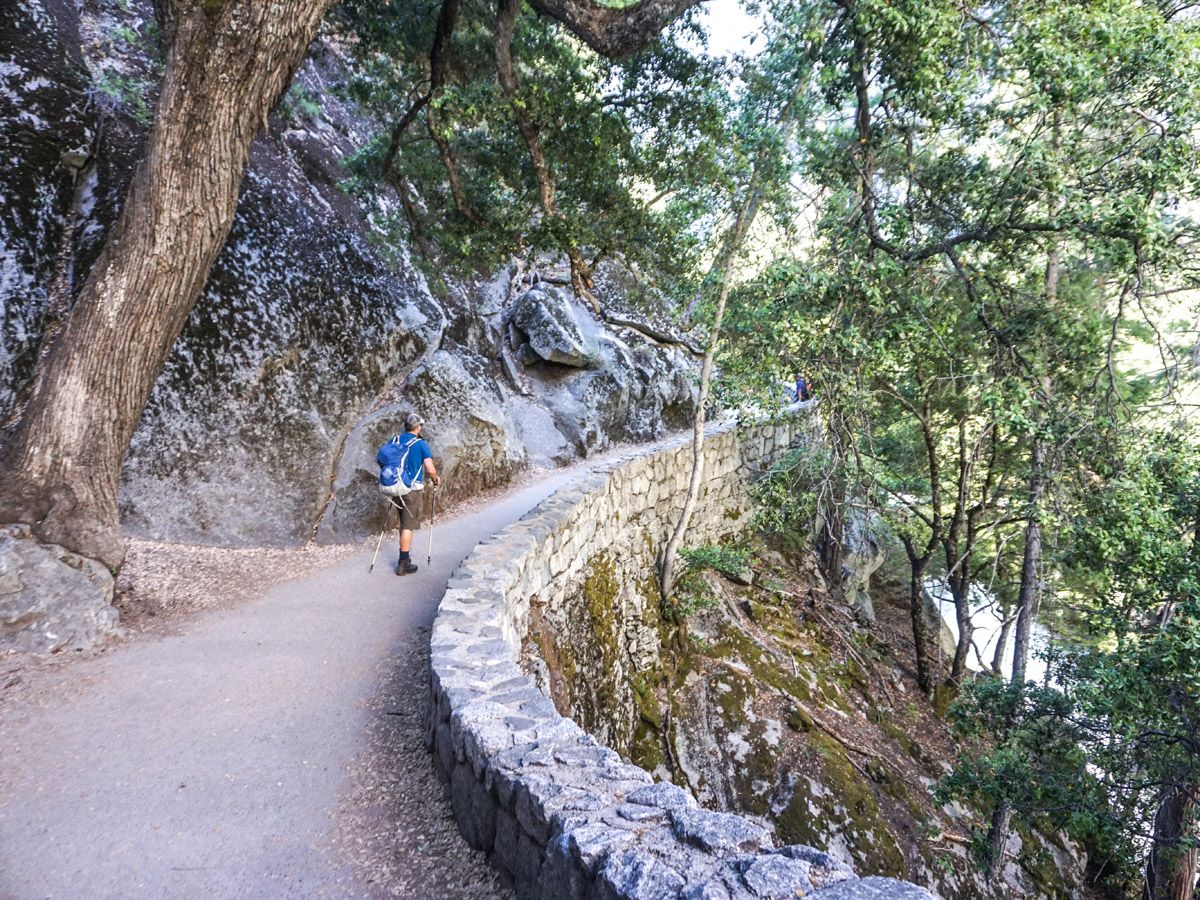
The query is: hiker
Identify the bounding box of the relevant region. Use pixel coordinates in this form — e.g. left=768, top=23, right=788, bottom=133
left=791, top=374, right=812, bottom=403
left=378, top=412, right=441, bottom=575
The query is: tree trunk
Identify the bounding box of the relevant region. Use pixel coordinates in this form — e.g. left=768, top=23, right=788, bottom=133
left=1012, top=118, right=1060, bottom=683
left=903, top=538, right=934, bottom=696
left=909, top=564, right=933, bottom=695
left=659, top=188, right=762, bottom=604
left=818, top=418, right=847, bottom=591
left=1146, top=783, right=1198, bottom=900
left=1011, top=441, right=1047, bottom=686
left=950, top=582, right=973, bottom=684
left=991, top=609, right=1014, bottom=675
left=986, top=801, right=1012, bottom=876
left=0, top=0, right=335, bottom=567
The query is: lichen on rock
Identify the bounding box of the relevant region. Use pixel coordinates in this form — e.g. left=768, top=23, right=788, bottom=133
left=0, top=525, right=119, bottom=654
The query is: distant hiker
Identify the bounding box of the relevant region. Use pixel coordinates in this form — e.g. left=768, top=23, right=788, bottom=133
left=376, top=412, right=441, bottom=576
left=792, top=374, right=812, bottom=403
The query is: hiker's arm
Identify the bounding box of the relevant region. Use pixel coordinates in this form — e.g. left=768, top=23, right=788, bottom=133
left=424, top=457, right=441, bottom=486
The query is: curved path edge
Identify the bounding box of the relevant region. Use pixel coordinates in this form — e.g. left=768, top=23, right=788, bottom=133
left=428, top=409, right=934, bottom=900
left=0, top=446, right=676, bottom=899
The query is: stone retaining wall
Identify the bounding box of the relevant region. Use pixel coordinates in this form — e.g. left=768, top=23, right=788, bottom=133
left=427, top=410, right=932, bottom=899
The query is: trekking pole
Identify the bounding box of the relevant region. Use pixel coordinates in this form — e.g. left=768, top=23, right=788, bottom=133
left=369, top=500, right=393, bottom=573
left=427, top=482, right=437, bottom=567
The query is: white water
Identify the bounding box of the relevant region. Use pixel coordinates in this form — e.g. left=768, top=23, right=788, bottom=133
left=927, top=578, right=1052, bottom=685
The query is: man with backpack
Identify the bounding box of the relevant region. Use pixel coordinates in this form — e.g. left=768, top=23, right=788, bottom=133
left=377, top=413, right=441, bottom=576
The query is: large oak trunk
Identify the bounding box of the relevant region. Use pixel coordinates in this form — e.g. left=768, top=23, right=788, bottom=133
left=0, top=0, right=335, bottom=567
left=1146, top=784, right=1198, bottom=900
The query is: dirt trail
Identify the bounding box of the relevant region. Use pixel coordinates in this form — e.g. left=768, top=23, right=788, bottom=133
left=0, top=445, right=657, bottom=899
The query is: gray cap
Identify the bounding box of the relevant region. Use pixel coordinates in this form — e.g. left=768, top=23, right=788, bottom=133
left=404, top=412, right=424, bottom=430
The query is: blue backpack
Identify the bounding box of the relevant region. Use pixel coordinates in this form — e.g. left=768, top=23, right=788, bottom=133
left=377, top=434, right=425, bottom=497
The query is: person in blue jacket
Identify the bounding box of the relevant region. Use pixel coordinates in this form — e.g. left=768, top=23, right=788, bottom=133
left=392, top=413, right=441, bottom=575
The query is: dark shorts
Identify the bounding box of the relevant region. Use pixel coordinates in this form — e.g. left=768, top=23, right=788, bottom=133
left=391, top=493, right=424, bottom=531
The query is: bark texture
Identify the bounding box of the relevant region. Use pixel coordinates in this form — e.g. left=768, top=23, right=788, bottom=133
left=0, top=0, right=336, bottom=567
left=1146, top=784, right=1197, bottom=900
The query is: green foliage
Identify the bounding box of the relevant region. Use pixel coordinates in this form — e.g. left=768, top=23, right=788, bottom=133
left=278, top=84, right=322, bottom=124
left=936, top=678, right=1122, bottom=872
left=329, top=0, right=743, bottom=288
left=709, top=1, right=1200, bottom=885
left=94, top=70, right=153, bottom=125
left=750, top=444, right=830, bottom=540
left=937, top=431, right=1200, bottom=888
left=310, top=1, right=1200, bottom=885
left=679, top=543, right=751, bottom=576
left=670, top=544, right=751, bottom=617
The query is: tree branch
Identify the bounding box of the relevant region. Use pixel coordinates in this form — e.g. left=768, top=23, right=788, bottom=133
left=426, top=110, right=486, bottom=226
left=525, top=0, right=705, bottom=58
left=383, top=0, right=461, bottom=175
left=495, top=0, right=599, bottom=310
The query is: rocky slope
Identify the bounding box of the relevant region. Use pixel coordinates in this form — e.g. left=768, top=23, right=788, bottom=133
left=636, top=545, right=1091, bottom=899
left=1, top=0, right=695, bottom=552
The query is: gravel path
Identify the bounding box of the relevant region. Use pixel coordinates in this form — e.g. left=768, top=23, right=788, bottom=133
left=0, top=452, right=641, bottom=899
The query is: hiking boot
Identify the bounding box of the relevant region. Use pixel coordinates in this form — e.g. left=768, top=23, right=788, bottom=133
left=395, top=560, right=418, bottom=576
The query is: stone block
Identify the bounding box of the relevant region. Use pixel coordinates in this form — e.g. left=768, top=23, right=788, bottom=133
left=495, top=807, right=521, bottom=879
left=540, top=833, right=592, bottom=900
left=599, top=762, right=654, bottom=787
left=553, top=744, right=621, bottom=769
left=567, top=824, right=637, bottom=877
left=806, top=877, right=935, bottom=899
left=454, top=701, right=519, bottom=774
left=670, top=807, right=773, bottom=857
left=491, top=684, right=553, bottom=709
left=515, top=780, right=560, bottom=844
left=434, top=722, right=454, bottom=784
left=489, top=760, right=524, bottom=808
left=684, top=882, right=733, bottom=900
left=776, top=845, right=855, bottom=885
left=738, top=854, right=829, bottom=898
left=595, top=848, right=686, bottom=900
left=451, top=763, right=493, bottom=851
left=514, top=831, right=545, bottom=897
left=537, top=720, right=588, bottom=748
left=617, top=803, right=667, bottom=824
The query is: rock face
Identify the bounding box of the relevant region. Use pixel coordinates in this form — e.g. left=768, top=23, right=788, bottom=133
left=0, top=0, right=96, bottom=414
left=317, top=347, right=528, bottom=539
left=505, top=286, right=596, bottom=368
left=1, top=0, right=697, bottom=552
left=841, top=508, right=885, bottom=622
left=0, top=525, right=119, bottom=653
left=659, top=550, right=1091, bottom=898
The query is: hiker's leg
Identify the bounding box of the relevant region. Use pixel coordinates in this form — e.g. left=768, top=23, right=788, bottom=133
left=396, top=498, right=421, bottom=574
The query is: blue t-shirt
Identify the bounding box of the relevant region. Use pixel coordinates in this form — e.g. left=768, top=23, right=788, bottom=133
left=398, top=434, right=432, bottom=486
